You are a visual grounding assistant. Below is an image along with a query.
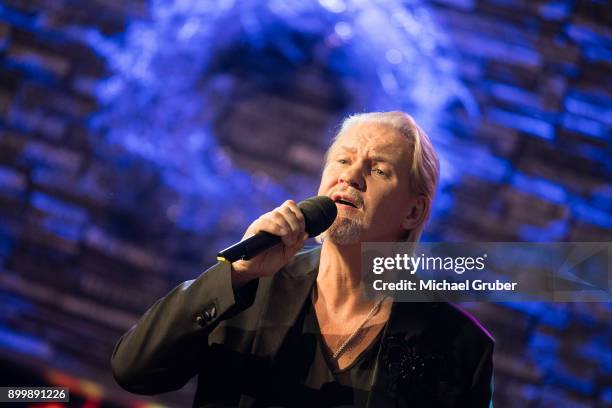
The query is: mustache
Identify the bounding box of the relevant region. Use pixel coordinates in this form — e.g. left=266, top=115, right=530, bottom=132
left=332, top=187, right=364, bottom=208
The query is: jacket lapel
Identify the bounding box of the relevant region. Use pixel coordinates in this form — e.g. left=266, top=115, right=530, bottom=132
left=249, top=246, right=320, bottom=360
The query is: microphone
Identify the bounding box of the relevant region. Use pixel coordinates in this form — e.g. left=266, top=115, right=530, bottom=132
left=217, top=196, right=337, bottom=263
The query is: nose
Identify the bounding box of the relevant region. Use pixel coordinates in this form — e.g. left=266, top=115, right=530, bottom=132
left=338, top=162, right=365, bottom=191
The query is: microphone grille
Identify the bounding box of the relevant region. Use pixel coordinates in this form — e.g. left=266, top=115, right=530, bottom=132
left=298, top=196, right=338, bottom=238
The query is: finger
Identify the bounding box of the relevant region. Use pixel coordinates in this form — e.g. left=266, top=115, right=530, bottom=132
left=267, top=210, right=297, bottom=246
left=254, top=214, right=290, bottom=238
left=284, top=200, right=306, bottom=234
left=278, top=202, right=302, bottom=237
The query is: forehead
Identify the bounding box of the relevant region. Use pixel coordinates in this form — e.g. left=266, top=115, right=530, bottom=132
left=329, top=123, right=412, bottom=160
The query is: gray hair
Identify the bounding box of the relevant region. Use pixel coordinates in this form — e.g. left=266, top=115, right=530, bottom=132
left=328, top=111, right=440, bottom=243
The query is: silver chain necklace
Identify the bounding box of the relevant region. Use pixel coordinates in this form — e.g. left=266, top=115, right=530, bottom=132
left=313, top=289, right=386, bottom=360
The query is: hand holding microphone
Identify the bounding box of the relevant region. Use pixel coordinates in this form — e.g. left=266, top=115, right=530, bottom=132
left=218, top=196, right=336, bottom=287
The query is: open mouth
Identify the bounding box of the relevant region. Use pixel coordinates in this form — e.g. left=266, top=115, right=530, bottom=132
left=334, top=198, right=358, bottom=208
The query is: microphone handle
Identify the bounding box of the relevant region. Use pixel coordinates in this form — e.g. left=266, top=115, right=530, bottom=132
left=217, top=232, right=282, bottom=263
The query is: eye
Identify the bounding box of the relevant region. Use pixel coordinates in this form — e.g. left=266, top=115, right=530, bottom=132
left=373, top=168, right=388, bottom=177
left=337, top=158, right=349, bottom=165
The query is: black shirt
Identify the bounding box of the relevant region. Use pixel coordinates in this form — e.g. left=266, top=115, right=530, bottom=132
left=252, top=297, right=386, bottom=407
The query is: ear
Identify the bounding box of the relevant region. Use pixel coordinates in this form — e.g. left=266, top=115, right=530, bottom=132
left=400, top=195, right=428, bottom=231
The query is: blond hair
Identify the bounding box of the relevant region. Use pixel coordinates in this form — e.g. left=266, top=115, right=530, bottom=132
left=329, top=111, right=439, bottom=243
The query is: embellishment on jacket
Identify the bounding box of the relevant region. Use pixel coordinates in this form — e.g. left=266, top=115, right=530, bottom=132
left=380, top=333, right=452, bottom=397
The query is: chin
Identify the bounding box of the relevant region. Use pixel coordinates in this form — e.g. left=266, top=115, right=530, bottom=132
left=324, top=218, right=362, bottom=245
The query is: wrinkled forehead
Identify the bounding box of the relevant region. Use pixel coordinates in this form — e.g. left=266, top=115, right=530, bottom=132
left=327, top=123, right=411, bottom=161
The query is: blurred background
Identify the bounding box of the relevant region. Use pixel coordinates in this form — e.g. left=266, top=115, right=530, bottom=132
left=0, top=0, right=610, bottom=406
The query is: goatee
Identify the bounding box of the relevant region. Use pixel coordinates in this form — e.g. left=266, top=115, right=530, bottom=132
left=326, top=217, right=362, bottom=245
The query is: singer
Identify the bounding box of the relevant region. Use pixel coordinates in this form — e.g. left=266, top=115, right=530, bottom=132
left=111, top=111, right=494, bottom=407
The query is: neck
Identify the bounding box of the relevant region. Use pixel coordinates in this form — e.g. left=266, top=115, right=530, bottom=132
left=316, top=239, right=372, bottom=317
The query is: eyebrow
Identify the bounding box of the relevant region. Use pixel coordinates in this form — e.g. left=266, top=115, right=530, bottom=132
left=370, top=155, right=393, bottom=163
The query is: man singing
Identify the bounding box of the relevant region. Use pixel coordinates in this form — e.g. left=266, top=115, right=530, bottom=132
left=111, top=111, right=494, bottom=407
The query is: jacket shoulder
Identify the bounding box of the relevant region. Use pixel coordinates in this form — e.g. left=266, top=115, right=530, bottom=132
left=445, top=303, right=495, bottom=345
left=393, top=302, right=494, bottom=348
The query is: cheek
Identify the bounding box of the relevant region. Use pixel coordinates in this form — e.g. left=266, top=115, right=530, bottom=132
left=366, top=188, right=406, bottom=220
left=317, top=170, right=336, bottom=194
left=317, top=184, right=325, bottom=195
left=317, top=179, right=329, bottom=196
